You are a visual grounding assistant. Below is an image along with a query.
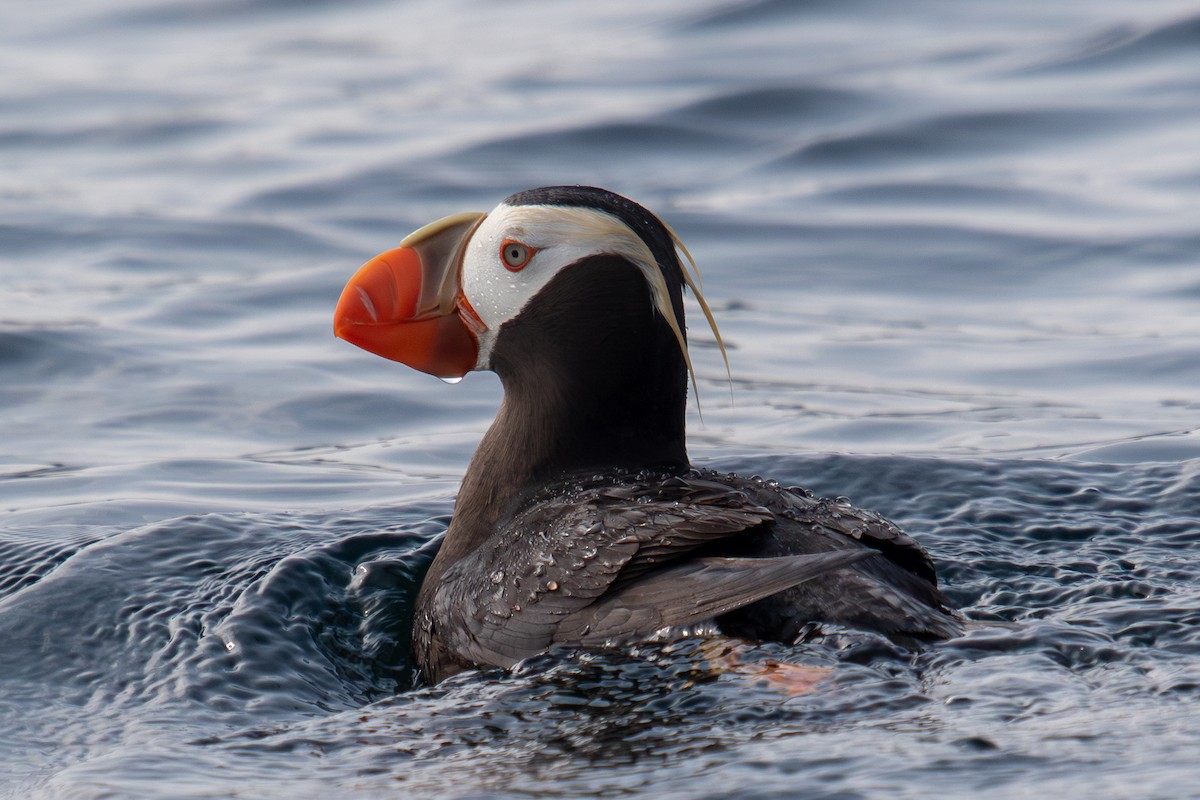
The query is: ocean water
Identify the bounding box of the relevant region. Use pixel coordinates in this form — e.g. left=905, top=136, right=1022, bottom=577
left=2, top=0, right=1199, bottom=797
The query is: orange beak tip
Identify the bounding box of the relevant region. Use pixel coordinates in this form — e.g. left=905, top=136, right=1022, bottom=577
left=332, top=245, right=479, bottom=378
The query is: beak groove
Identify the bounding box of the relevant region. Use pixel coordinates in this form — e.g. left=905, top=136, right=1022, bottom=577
left=333, top=212, right=487, bottom=379
left=355, top=286, right=379, bottom=323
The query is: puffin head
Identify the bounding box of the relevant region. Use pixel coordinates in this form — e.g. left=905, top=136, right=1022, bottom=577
left=334, top=186, right=723, bottom=391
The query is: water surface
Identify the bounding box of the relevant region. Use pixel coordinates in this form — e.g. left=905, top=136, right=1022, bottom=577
left=2, top=0, right=1199, bottom=797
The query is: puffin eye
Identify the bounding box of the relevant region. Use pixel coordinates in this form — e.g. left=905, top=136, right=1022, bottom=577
left=500, top=240, right=534, bottom=271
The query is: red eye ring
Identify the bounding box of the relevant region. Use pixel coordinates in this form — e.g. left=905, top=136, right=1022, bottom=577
left=500, top=239, right=535, bottom=271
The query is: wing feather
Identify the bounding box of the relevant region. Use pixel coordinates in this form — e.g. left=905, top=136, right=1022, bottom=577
left=430, top=472, right=779, bottom=668
left=423, top=468, right=954, bottom=673
left=555, top=550, right=875, bottom=645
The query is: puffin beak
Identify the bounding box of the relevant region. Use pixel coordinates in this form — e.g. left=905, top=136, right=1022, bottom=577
left=334, top=211, right=487, bottom=379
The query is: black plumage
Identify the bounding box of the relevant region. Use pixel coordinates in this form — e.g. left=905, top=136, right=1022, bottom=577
left=367, top=186, right=962, bottom=683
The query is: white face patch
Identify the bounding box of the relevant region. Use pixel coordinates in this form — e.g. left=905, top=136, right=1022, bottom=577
left=457, top=199, right=730, bottom=407
left=461, top=202, right=675, bottom=370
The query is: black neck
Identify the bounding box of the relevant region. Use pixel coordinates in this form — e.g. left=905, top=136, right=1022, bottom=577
left=425, top=256, right=689, bottom=584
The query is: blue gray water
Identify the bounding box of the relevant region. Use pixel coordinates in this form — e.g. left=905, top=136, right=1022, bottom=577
left=3, top=0, right=1199, bottom=797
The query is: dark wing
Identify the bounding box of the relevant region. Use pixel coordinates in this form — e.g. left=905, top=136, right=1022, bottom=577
left=427, top=474, right=865, bottom=669
left=700, top=471, right=962, bottom=640
left=554, top=550, right=874, bottom=645
left=770, top=484, right=939, bottom=585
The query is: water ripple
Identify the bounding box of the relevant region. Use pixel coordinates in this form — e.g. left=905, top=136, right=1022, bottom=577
left=1018, top=12, right=1200, bottom=74
left=4, top=0, right=1200, bottom=795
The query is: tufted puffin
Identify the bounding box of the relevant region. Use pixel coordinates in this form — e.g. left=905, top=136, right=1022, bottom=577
left=334, top=186, right=961, bottom=684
